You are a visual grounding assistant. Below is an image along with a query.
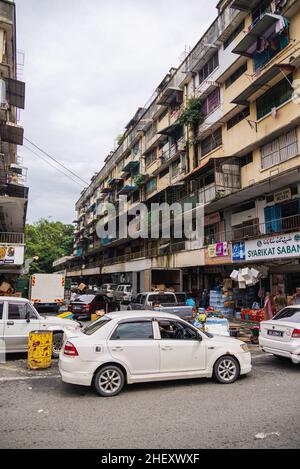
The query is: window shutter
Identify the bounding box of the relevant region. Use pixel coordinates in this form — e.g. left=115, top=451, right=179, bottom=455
left=6, top=78, right=25, bottom=109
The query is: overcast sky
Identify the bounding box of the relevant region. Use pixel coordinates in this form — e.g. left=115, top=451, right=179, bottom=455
left=16, top=0, right=217, bottom=225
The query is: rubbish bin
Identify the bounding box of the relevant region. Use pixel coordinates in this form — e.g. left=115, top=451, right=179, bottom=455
left=28, top=331, right=53, bottom=370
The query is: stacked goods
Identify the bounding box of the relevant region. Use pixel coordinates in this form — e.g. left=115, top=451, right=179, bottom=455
left=241, top=308, right=265, bottom=322
left=205, top=317, right=230, bottom=337
left=209, top=290, right=234, bottom=317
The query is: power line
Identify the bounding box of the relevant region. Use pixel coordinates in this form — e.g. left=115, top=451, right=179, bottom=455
left=24, top=137, right=89, bottom=186
left=23, top=144, right=86, bottom=188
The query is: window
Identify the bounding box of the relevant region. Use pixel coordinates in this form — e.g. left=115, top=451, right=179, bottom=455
left=261, top=129, right=298, bottom=169
left=273, top=308, right=300, bottom=323
left=202, top=88, right=220, bottom=116
left=0, top=303, right=3, bottom=319
left=159, top=167, right=169, bottom=179
left=227, top=107, right=250, bottom=130
left=232, top=219, right=260, bottom=240
left=148, top=294, right=176, bottom=305
left=146, top=178, right=157, bottom=195
left=223, top=20, right=245, bottom=50
left=256, top=74, right=293, bottom=120
left=240, top=152, right=253, bottom=167
left=198, top=52, right=219, bottom=84
left=158, top=320, right=199, bottom=341
left=145, top=149, right=157, bottom=168
left=8, top=302, right=35, bottom=320
left=111, top=321, right=154, bottom=340
left=225, top=63, right=248, bottom=89
left=83, top=317, right=112, bottom=336
left=201, top=128, right=222, bottom=157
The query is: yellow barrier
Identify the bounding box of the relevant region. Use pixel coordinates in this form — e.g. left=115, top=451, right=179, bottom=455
left=28, top=331, right=53, bottom=370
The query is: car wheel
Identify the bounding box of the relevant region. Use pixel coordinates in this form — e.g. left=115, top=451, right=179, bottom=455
left=52, top=332, right=64, bottom=358
left=214, top=355, right=240, bottom=384
left=94, top=366, right=125, bottom=397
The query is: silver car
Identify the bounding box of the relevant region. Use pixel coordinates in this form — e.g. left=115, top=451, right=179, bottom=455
left=0, top=296, right=80, bottom=357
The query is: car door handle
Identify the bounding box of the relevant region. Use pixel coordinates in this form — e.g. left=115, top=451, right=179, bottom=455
left=7, top=321, right=14, bottom=326
left=112, top=347, right=124, bottom=352
left=161, top=346, right=173, bottom=351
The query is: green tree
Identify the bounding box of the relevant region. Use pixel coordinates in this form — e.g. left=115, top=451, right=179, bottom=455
left=25, top=219, right=74, bottom=274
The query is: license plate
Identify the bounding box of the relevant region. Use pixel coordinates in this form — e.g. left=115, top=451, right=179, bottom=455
left=73, top=307, right=82, bottom=311
left=268, top=330, right=284, bottom=337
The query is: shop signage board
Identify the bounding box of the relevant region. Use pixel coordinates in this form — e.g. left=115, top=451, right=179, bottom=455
left=0, top=245, right=24, bottom=266
left=232, top=232, right=300, bottom=262
left=206, top=243, right=232, bottom=265
left=274, top=188, right=292, bottom=204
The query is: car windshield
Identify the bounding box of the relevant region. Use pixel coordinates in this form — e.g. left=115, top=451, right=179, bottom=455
left=148, top=294, right=176, bottom=305
left=83, top=317, right=112, bottom=336
left=175, top=294, right=186, bottom=303
left=273, top=308, right=300, bottom=323
left=73, top=295, right=95, bottom=304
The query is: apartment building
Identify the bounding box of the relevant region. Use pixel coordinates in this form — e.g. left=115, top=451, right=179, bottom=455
left=66, top=0, right=300, bottom=304
left=0, top=0, right=27, bottom=286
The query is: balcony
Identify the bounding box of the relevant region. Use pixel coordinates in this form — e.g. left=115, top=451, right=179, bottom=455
left=0, top=122, right=24, bottom=145
left=0, top=232, right=24, bottom=244
left=185, top=157, right=241, bottom=206
left=122, top=160, right=140, bottom=175
left=212, top=214, right=300, bottom=246
left=156, top=70, right=183, bottom=106
left=232, top=9, right=290, bottom=61
left=231, top=0, right=262, bottom=11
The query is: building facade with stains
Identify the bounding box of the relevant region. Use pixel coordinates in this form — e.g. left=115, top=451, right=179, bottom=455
left=65, top=0, right=300, bottom=302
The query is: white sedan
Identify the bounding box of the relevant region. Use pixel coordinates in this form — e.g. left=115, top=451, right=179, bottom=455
left=59, top=311, right=252, bottom=397
left=259, top=305, right=300, bottom=363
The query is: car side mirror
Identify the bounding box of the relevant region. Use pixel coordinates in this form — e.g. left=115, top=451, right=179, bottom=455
left=25, top=311, right=30, bottom=323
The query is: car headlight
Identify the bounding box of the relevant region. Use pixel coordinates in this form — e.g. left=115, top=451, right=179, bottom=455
left=241, top=344, right=249, bottom=353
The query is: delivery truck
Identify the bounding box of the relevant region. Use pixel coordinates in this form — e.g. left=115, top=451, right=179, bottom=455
left=29, top=273, right=65, bottom=313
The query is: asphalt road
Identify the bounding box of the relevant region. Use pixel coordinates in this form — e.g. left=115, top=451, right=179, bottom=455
left=0, top=352, right=299, bottom=449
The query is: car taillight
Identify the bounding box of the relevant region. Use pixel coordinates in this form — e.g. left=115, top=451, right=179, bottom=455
left=64, top=341, right=79, bottom=357
left=83, top=305, right=91, bottom=312
left=292, top=329, right=300, bottom=338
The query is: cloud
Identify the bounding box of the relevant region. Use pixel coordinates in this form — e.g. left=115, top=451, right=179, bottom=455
left=16, top=0, right=217, bottom=223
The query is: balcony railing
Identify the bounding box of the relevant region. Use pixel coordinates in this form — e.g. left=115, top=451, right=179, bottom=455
left=206, top=214, right=300, bottom=245
left=0, top=232, right=24, bottom=244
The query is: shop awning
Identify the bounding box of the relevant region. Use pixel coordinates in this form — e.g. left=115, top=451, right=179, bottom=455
left=232, top=13, right=279, bottom=56
left=231, top=64, right=295, bottom=105
left=184, top=156, right=236, bottom=181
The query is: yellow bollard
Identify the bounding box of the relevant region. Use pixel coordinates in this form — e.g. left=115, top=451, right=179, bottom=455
left=28, top=331, right=53, bottom=370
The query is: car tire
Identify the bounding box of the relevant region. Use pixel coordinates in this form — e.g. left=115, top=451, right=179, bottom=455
left=213, top=355, right=240, bottom=384
left=94, top=365, right=125, bottom=397
left=52, top=332, right=64, bottom=358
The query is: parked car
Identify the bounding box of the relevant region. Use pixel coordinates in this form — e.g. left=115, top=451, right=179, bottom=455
left=0, top=297, right=80, bottom=358
left=128, top=292, right=195, bottom=322
left=259, top=306, right=300, bottom=363
left=114, top=285, right=132, bottom=304
left=100, top=284, right=118, bottom=299
left=59, top=311, right=252, bottom=397
left=69, top=293, right=120, bottom=320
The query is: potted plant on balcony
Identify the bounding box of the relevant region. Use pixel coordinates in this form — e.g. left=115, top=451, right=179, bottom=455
left=134, top=174, right=147, bottom=188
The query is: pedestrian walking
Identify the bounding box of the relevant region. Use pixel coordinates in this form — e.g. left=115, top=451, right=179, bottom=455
left=264, top=292, right=273, bottom=319
left=274, top=290, right=287, bottom=313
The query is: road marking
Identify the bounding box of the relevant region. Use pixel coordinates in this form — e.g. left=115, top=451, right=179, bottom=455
left=0, top=375, right=61, bottom=383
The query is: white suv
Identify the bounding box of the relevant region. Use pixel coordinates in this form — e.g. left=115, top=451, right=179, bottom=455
left=113, top=285, right=132, bottom=303
left=0, top=297, right=80, bottom=358
left=59, top=311, right=252, bottom=397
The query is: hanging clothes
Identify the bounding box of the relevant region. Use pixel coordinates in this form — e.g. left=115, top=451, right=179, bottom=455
left=256, top=37, right=270, bottom=54
left=265, top=205, right=283, bottom=234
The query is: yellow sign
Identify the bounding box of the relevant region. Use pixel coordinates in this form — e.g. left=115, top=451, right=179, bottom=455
left=28, top=331, right=53, bottom=370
